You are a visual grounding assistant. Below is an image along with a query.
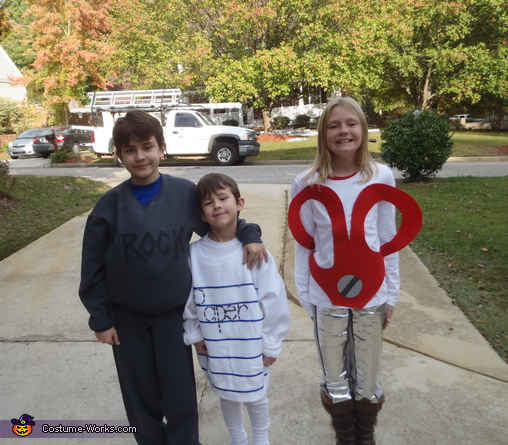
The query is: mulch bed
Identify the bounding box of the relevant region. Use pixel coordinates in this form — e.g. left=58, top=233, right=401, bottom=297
left=64, top=155, right=96, bottom=164
left=257, top=134, right=302, bottom=142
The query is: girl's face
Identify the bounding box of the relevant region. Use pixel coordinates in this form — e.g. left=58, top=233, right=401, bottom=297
left=325, top=105, right=363, bottom=162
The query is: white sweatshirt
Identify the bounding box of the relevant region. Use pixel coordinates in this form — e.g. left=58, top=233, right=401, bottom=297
left=183, top=234, right=290, bottom=403
left=290, top=164, right=400, bottom=316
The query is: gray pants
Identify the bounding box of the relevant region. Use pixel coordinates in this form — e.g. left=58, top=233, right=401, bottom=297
left=314, top=305, right=385, bottom=404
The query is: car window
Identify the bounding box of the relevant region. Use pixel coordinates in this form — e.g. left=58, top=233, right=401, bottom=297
left=19, top=129, right=45, bottom=138
left=175, top=113, right=201, bottom=128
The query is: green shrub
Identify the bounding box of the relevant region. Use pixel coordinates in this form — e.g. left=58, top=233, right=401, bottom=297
left=50, top=151, right=71, bottom=163
left=222, top=119, right=239, bottom=126
left=380, top=110, right=453, bottom=182
left=0, top=98, right=39, bottom=134
left=0, top=98, right=22, bottom=134
left=295, top=114, right=311, bottom=125
left=0, top=159, right=12, bottom=188
left=0, top=159, right=16, bottom=200
left=272, top=116, right=291, bottom=129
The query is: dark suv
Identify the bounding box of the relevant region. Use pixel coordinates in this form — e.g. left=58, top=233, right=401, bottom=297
left=33, top=126, right=95, bottom=158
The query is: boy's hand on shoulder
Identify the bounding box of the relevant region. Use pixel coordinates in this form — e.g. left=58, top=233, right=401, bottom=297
left=95, top=327, right=120, bottom=345
left=243, top=243, right=269, bottom=269
left=263, top=355, right=276, bottom=367
left=194, top=340, right=208, bottom=355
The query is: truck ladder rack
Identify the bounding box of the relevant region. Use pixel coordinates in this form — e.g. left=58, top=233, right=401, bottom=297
left=88, top=89, right=182, bottom=109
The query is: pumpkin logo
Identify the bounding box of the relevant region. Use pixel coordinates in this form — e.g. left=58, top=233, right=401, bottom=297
left=11, top=414, right=35, bottom=437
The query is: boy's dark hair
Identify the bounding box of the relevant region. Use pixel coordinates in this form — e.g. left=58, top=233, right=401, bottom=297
left=195, top=173, right=241, bottom=211
left=113, top=109, right=165, bottom=151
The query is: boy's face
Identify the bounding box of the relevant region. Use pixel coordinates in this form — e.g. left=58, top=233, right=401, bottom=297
left=201, top=187, right=244, bottom=232
left=117, top=135, right=165, bottom=185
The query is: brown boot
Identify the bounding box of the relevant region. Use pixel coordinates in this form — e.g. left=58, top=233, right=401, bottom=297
left=320, top=390, right=356, bottom=445
left=354, top=395, right=385, bottom=445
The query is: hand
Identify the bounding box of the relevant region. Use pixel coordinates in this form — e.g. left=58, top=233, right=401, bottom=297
left=243, top=243, right=269, bottom=269
left=95, top=327, right=120, bottom=345
left=383, top=305, right=394, bottom=330
left=263, top=355, right=276, bottom=367
left=194, top=340, right=208, bottom=355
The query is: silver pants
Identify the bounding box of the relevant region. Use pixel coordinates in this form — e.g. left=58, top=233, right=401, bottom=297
left=314, top=305, right=385, bottom=404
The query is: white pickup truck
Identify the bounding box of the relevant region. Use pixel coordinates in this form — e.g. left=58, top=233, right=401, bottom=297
left=74, top=89, right=260, bottom=166
left=91, top=108, right=260, bottom=166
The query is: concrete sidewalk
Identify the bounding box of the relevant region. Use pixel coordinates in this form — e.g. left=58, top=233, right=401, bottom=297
left=1, top=184, right=507, bottom=444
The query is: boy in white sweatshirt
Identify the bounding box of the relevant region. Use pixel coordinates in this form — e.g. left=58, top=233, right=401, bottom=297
left=183, top=173, right=290, bottom=445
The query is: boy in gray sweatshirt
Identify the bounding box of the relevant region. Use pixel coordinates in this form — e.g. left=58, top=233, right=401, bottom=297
left=79, top=110, right=265, bottom=445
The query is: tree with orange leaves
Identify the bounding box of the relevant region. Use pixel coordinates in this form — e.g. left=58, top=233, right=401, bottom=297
left=21, top=0, right=114, bottom=122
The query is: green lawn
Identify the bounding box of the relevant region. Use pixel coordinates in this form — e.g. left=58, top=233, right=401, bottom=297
left=398, top=177, right=508, bottom=363
left=0, top=176, right=110, bottom=261
left=254, top=130, right=507, bottom=161
left=450, top=131, right=508, bottom=156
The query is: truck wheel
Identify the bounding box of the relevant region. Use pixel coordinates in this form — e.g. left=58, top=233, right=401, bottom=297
left=212, top=142, right=238, bottom=166
left=71, top=142, right=80, bottom=154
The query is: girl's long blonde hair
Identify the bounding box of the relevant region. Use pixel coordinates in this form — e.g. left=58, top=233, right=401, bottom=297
left=305, top=96, right=377, bottom=185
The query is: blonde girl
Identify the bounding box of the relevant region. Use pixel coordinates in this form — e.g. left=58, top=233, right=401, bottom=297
left=289, top=96, right=421, bottom=445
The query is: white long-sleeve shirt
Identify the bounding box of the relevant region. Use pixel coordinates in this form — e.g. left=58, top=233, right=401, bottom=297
left=183, top=234, right=290, bottom=402
left=290, top=164, right=400, bottom=316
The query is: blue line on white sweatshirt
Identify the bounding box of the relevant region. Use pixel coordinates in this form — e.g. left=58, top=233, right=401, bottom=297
left=207, top=353, right=263, bottom=360
left=210, top=382, right=264, bottom=394
left=204, top=336, right=262, bottom=342
left=209, top=370, right=264, bottom=378
left=196, top=299, right=259, bottom=307
left=194, top=282, right=257, bottom=290
left=200, top=318, right=264, bottom=324
left=200, top=362, right=269, bottom=380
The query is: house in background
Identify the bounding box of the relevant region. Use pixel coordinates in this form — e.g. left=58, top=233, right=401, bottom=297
left=0, top=45, right=26, bottom=103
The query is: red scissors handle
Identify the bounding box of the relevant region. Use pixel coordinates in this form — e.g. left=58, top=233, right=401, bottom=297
left=288, top=184, right=422, bottom=308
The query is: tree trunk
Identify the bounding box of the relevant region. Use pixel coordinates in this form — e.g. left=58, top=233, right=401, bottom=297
left=421, top=64, right=434, bottom=110
left=262, top=109, right=272, bottom=133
